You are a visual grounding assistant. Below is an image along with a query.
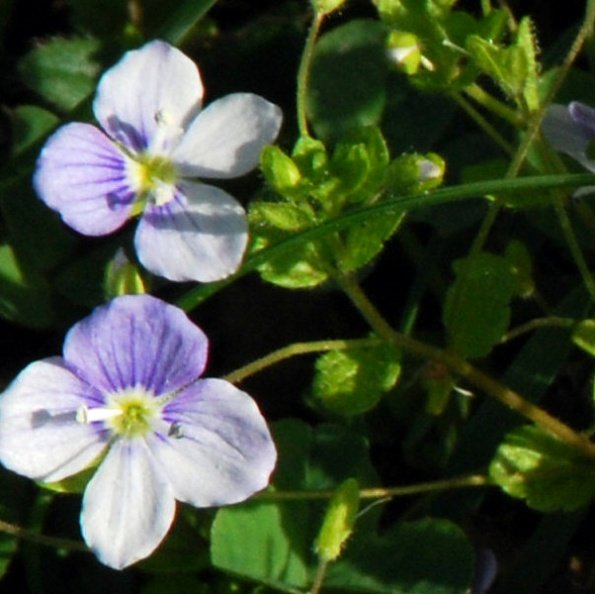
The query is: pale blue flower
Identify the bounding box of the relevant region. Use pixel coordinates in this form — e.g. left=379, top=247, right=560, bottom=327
left=0, top=295, right=276, bottom=569
left=34, top=40, right=282, bottom=282
left=542, top=101, right=595, bottom=172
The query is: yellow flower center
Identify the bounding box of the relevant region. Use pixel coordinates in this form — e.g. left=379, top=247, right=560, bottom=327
left=77, top=389, right=161, bottom=439
left=128, top=154, right=178, bottom=212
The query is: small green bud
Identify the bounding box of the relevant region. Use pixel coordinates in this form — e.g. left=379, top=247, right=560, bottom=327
left=311, top=0, right=347, bottom=16
left=260, top=145, right=302, bottom=196
left=386, top=31, right=422, bottom=75
left=386, top=152, right=445, bottom=195
left=314, top=478, right=360, bottom=562
left=104, top=249, right=147, bottom=298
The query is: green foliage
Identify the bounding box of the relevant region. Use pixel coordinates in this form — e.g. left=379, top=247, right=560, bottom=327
left=307, top=20, right=389, bottom=140
left=571, top=319, right=595, bottom=357
left=311, top=340, right=401, bottom=416
left=18, top=37, right=100, bottom=111
left=10, top=105, right=59, bottom=155
left=311, top=0, right=347, bottom=16
left=467, top=17, right=540, bottom=111
left=490, top=425, right=595, bottom=512
left=212, top=420, right=473, bottom=593
left=104, top=250, right=148, bottom=298
left=314, top=478, right=360, bottom=562
left=253, top=127, right=406, bottom=289
left=374, top=0, right=508, bottom=91
left=443, top=252, right=518, bottom=359
left=211, top=419, right=378, bottom=590
left=326, top=518, right=474, bottom=594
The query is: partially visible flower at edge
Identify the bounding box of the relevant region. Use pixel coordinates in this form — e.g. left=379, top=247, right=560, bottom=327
left=34, top=40, right=283, bottom=282
left=542, top=101, right=595, bottom=197
left=0, top=294, right=277, bottom=569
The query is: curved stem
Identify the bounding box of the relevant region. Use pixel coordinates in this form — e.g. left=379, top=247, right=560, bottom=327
left=501, top=316, right=575, bottom=343
left=339, top=275, right=595, bottom=460
left=176, top=173, right=595, bottom=313
left=296, top=11, right=324, bottom=137
left=0, top=518, right=87, bottom=552
left=223, top=337, right=381, bottom=384
left=257, top=474, right=489, bottom=501
left=309, top=559, right=329, bottom=594
left=455, top=4, right=595, bottom=316
left=463, top=83, right=523, bottom=127
left=554, top=199, right=595, bottom=301
left=451, top=91, right=515, bottom=155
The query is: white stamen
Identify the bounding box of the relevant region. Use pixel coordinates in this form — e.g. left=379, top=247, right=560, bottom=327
left=76, top=405, right=123, bottom=425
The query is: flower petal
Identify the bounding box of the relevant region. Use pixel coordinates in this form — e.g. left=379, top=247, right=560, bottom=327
left=171, top=93, right=282, bottom=178
left=0, top=358, right=108, bottom=483
left=63, top=294, right=208, bottom=395
left=542, top=104, right=595, bottom=172
left=81, top=438, right=175, bottom=569
left=151, top=378, right=276, bottom=507
left=94, top=40, right=203, bottom=154
left=135, top=182, right=248, bottom=282
left=34, top=123, right=136, bottom=235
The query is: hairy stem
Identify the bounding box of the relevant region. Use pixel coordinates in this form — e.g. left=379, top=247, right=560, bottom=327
left=296, top=11, right=324, bottom=137
left=223, top=338, right=381, bottom=384
left=257, top=474, right=489, bottom=501
left=339, top=275, right=595, bottom=460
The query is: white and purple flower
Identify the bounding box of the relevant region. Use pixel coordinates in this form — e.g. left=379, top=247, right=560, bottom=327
left=34, top=40, right=282, bottom=282
left=0, top=294, right=277, bottom=569
left=542, top=101, right=595, bottom=172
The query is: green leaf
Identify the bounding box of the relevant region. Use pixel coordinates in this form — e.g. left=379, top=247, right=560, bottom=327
left=10, top=105, right=59, bottom=155
left=211, top=498, right=312, bottom=591
left=211, top=420, right=378, bottom=590
left=490, top=425, right=595, bottom=512
left=572, top=319, right=595, bottom=357
left=330, top=126, right=390, bottom=204
left=307, top=20, right=389, bottom=140
left=156, top=0, right=218, bottom=44
left=327, top=518, right=474, bottom=594
left=0, top=244, right=55, bottom=328
left=504, top=239, right=535, bottom=298
left=18, top=36, right=100, bottom=111
left=250, top=201, right=315, bottom=233
left=312, top=341, right=401, bottom=416
left=314, top=479, right=360, bottom=562
left=260, top=145, right=303, bottom=198
left=340, top=211, right=405, bottom=273
left=311, top=0, right=347, bottom=16
left=250, top=234, right=330, bottom=290
left=443, top=252, right=517, bottom=359
left=516, top=16, right=540, bottom=111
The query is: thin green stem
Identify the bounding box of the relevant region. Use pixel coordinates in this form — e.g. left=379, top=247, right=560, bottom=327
left=176, top=173, right=595, bottom=313
left=296, top=11, right=324, bottom=137
left=338, top=275, right=595, bottom=460
left=309, top=559, right=329, bottom=594
left=501, top=316, right=576, bottom=343
left=223, top=338, right=381, bottom=384
left=0, top=518, right=87, bottom=552
left=257, top=474, right=489, bottom=501
left=451, top=91, right=515, bottom=155
left=463, top=83, right=523, bottom=127
left=554, top=199, right=595, bottom=301
left=457, top=3, right=595, bottom=314
left=541, top=0, right=595, bottom=115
